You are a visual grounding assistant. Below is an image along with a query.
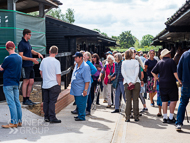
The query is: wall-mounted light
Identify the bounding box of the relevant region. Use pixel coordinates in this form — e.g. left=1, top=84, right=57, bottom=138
left=98, top=40, right=102, bottom=42
left=167, top=37, right=171, bottom=40
left=160, top=40, right=163, bottom=42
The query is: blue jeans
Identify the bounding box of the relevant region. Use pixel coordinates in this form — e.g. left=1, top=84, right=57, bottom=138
left=3, top=86, right=22, bottom=124
left=115, top=82, right=126, bottom=110
left=176, top=86, right=190, bottom=125
left=144, top=83, right=147, bottom=99
left=75, top=95, right=88, bottom=120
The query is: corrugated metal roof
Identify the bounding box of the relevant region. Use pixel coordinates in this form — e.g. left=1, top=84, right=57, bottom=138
left=46, top=15, right=116, bottom=42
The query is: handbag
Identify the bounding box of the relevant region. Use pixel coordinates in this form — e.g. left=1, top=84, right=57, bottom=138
left=127, top=84, right=135, bottom=90
left=112, top=63, right=121, bottom=89
left=107, top=64, right=113, bottom=84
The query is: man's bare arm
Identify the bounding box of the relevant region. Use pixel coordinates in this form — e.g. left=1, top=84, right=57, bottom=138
left=83, top=82, right=90, bottom=96
left=0, top=65, right=4, bottom=71
left=19, top=52, right=39, bottom=64
left=56, top=74, right=61, bottom=86
left=31, top=50, right=43, bottom=59
left=40, top=71, right=43, bottom=78
left=174, top=72, right=182, bottom=85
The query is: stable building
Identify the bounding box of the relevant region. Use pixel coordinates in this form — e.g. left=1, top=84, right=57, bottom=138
left=152, top=0, right=190, bottom=54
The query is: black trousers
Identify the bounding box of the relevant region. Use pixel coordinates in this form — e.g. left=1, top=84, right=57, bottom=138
left=91, top=79, right=100, bottom=104
left=42, top=85, right=61, bottom=121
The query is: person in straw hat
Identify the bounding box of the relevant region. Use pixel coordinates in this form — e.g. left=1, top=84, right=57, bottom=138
left=151, top=49, right=181, bottom=124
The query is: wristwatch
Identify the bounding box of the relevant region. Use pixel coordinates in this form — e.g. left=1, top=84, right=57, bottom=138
left=84, top=89, right=88, bottom=92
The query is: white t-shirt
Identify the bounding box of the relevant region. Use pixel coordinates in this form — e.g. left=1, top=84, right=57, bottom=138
left=39, top=57, right=61, bottom=89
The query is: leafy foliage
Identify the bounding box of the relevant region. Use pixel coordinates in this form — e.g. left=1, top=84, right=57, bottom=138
left=134, top=40, right=141, bottom=49
left=140, top=34, right=154, bottom=47
left=93, top=29, right=108, bottom=37
left=119, top=31, right=135, bottom=49
left=65, top=8, right=75, bottom=23
left=29, top=8, right=75, bottom=24
left=93, top=29, right=101, bottom=33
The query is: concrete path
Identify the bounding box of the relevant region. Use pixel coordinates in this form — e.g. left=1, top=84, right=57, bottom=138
left=0, top=99, right=119, bottom=143
left=112, top=96, right=190, bottom=143
left=1, top=94, right=190, bottom=143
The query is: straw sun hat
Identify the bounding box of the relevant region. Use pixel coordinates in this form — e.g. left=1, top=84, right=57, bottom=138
left=160, top=49, right=171, bottom=58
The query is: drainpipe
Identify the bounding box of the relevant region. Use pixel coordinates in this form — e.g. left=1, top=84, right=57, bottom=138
left=7, top=0, right=17, bottom=10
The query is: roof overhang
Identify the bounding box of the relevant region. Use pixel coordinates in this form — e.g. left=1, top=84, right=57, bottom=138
left=0, top=0, right=62, bottom=13
left=74, top=36, right=117, bottom=47
left=153, top=0, right=190, bottom=45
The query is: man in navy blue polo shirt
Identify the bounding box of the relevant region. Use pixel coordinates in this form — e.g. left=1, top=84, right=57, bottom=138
left=18, top=29, right=43, bottom=105
left=70, top=52, right=91, bottom=121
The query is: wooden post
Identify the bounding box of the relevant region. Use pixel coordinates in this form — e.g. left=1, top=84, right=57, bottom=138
left=7, top=0, right=17, bottom=10
left=39, top=3, right=45, bottom=18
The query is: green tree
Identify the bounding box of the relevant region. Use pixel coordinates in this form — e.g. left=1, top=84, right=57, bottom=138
left=134, top=40, right=141, bottom=49
left=30, top=8, right=75, bottom=24
left=101, top=32, right=108, bottom=37
left=111, top=36, right=119, bottom=40
left=93, top=29, right=101, bottom=33
left=65, top=8, right=75, bottom=23
left=132, top=36, right=138, bottom=42
left=119, top=31, right=135, bottom=49
left=141, top=34, right=154, bottom=48
left=93, top=29, right=108, bottom=37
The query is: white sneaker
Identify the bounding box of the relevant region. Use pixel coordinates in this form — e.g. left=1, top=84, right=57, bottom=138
left=176, top=125, right=181, bottom=131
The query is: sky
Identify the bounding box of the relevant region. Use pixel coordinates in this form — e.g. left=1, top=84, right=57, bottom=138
left=60, top=0, right=186, bottom=40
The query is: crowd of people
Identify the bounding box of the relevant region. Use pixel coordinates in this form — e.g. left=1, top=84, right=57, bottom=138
left=70, top=47, right=190, bottom=131
left=0, top=29, right=190, bottom=132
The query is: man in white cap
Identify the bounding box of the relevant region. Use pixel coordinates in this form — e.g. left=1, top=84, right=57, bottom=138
left=151, top=49, right=181, bottom=124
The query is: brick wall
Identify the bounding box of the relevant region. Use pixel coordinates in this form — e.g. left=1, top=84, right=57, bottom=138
left=41, top=89, right=74, bottom=116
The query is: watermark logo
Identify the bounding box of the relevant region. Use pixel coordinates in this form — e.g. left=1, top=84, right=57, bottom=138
left=9, top=127, right=18, bottom=134
left=8, top=119, right=49, bottom=135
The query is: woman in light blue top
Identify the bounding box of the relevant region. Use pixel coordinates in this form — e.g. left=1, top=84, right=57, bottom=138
left=83, top=52, right=97, bottom=115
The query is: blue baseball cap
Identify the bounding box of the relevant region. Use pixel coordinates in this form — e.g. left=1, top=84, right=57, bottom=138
left=105, top=51, right=112, bottom=55
left=73, top=52, right=83, bottom=58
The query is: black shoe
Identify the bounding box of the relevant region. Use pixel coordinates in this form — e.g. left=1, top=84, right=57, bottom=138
left=73, top=102, right=76, bottom=105
left=111, top=109, right=120, bottom=113
left=140, top=108, right=148, bottom=113
left=163, top=118, right=168, bottom=123
left=28, top=99, right=37, bottom=105
left=125, top=119, right=130, bottom=122
left=74, top=116, right=78, bottom=119
left=50, top=119, right=61, bottom=123
left=130, top=115, right=134, bottom=118
left=75, top=118, right=85, bottom=121
left=44, top=118, right=50, bottom=122
left=167, top=117, right=176, bottom=124
left=139, top=113, right=142, bottom=116
left=96, top=103, right=100, bottom=105
left=71, top=110, right=78, bottom=114
left=23, top=99, right=33, bottom=105
left=135, top=119, right=140, bottom=122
